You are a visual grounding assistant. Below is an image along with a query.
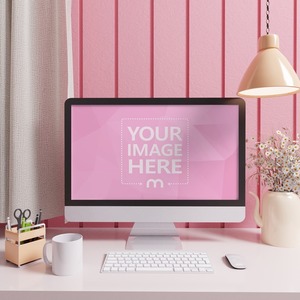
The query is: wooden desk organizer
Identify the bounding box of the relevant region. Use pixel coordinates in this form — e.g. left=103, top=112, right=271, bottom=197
left=5, top=223, right=46, bottom=267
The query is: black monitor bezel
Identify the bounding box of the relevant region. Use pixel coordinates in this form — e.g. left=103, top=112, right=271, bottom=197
left=65, top=98, right=245, bottom=207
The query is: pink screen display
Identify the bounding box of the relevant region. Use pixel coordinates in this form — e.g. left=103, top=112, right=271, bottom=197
left=71, top=105, right=239, bottom=200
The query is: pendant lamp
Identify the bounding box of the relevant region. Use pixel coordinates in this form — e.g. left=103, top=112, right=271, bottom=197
left=237, top=0, right=300, bottom=98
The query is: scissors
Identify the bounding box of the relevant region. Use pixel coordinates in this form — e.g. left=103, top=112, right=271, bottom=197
left=14, top=208, right=31, bottom=230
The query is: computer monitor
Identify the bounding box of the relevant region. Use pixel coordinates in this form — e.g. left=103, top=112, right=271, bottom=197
left=65, top=98, right=245, bottom=249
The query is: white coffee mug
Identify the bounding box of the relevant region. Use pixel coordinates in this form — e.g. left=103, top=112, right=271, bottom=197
left=43, top=233, right=83, bottom=276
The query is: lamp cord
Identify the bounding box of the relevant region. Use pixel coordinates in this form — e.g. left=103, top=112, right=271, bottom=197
left=266, top=0, right=270, bottom=35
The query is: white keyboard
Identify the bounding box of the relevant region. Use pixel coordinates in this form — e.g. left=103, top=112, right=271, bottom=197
left=101, top=251, right=213, bottom=273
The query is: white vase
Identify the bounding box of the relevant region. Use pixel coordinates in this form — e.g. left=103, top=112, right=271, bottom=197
left=251, top=191, right=300, bottom=247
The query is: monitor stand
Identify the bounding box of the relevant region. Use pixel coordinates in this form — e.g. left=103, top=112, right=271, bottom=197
left=125, top=222, right=182, bottom=250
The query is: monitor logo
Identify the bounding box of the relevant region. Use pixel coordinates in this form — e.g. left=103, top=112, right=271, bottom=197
left=146, top=179, right=164, bottom=188
left=121, top=118, right=189, bottom=189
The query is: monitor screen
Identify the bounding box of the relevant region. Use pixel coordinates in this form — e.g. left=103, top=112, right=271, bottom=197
left=65, top=98, right=245, bottom=223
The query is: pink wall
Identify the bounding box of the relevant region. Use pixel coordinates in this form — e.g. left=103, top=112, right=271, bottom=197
left=48, top=0, right=300, bottom=228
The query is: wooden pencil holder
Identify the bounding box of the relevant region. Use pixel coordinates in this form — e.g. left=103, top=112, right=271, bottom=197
left=5, top=223, right=46, bottom=267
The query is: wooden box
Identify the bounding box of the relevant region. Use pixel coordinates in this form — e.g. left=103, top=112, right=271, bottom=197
left=5, top=223, right=46, bottom=267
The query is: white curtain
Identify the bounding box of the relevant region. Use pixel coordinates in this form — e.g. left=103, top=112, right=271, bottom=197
left=0, top=0, right=73, bottom=222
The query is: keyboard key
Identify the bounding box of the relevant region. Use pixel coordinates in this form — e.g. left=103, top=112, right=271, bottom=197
left=136, top=267, right=173, bottom=272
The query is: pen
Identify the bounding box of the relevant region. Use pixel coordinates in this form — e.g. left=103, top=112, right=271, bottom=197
left=37, top=209, right=42, bottom=224
left=6, top=217, right=11, bottom=230
left=34, top=213, right=39, bottom=225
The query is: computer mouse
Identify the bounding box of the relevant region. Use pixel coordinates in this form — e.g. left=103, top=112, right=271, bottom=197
left=225, top=254, right=246, bottom=269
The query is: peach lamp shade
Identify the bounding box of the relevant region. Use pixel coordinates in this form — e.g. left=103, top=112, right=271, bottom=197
left=237, top=34, right=300, bottom=98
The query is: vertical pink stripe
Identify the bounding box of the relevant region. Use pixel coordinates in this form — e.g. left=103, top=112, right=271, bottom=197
left=154, top=0, right=186, bottom=97
left=221, top=0, right=225, bottom=229
left=221, top=0, right=225, bottom=97
left=186, top=0, right=190, bottom=98
left=293, top=0, right=298, bottom=139
left=71, top=0, right=80, bottom=97
left=78, top=0, right=83, bottom=228
left=118, top=0, right=150, bottom=97
left=257, top=0, right=261, bottom=143
left=185, top=0, right=189, bottom=218
left=220, top=0, right=225, bottom=228
left=79, top=0, right=83, bottom=97
left=82, top=0, right=115, bottom=97
left=190, top=0, right=222, bottom=98
left=114, top=0, right=118, bottom=229
left=115, top=0, right=119, bottom=98
left=297, top=0, right=300, bottom=136
left=150, top=0, right=154, bottom=98
left=293, top=0, right=297, bottom=70
left=257, top=0, right=261, bottom=48
left=257, top=0, right=261, bottom=204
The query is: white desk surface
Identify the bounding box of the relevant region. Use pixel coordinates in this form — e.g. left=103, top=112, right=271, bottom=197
left=1, top=227, right=300, bottom=300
